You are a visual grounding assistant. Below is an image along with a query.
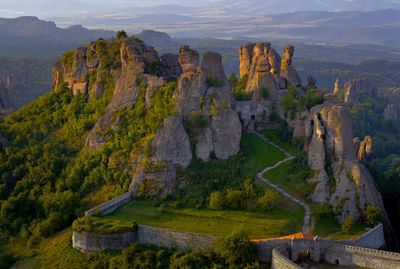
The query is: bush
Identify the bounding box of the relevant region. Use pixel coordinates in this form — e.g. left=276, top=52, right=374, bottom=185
left=300, top=89, right=324, bottom=110
left=206, top=77, right=224, bottom=87
left=0, top=249, right=15, bottom=269
left=365, top=206, right=382, bottom=227
left=213, top=229, right=257, bottom=267
left=117, top=30, right=128, bottom=39
left=209, top=191, right=225, bottom=210
left=225, top=189, right=243, bottom=209
left=257, top=189, right=279, bottom=211
left=341, top=216, right=354, bottom=232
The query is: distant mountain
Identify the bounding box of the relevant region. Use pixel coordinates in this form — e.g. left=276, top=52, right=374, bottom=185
left=205, top=0, right=400, bottom=15
left=0, top=16, right=114, bottom=57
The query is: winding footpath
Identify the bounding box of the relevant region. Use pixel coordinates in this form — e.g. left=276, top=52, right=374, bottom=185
left=252, top=131, right=313, bottom=234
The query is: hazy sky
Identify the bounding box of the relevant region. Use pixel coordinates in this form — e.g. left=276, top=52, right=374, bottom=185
left=0, top=0, right=215, bottom=17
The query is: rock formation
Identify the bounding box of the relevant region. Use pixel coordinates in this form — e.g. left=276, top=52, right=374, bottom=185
left=161, top=53, right=182, bottom=82
left=383, top=104, right=400, bottom=125
left=305, top=100, right=385, bottom=223
left=49, top=41, right=242, bottom=196
left=333, top=78, right=341, bottom=95
left=178, top=45, right=199, bottom=73
left=174, top=46, right=241, bottom=161
left=354, top=136, right=373, bottom=163
left=280, top=45, right=302, bottom=88
left=238, top=42, right=302, bottom=102
left=343, top=78, right=377, bottom=104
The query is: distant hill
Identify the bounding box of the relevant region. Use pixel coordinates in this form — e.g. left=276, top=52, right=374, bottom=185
left=0, top=16, right=114, bottom=57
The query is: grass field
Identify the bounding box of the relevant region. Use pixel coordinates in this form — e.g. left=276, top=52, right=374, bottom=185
left=259, top=129, right=302, bottom=156
left=99, top=201, right=304, bottom=239
left=241, top=132, right=285, bottom=171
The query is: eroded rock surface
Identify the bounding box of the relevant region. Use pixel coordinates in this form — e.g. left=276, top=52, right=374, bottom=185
left=238, top=42, right=302, bottom=101
left=178, top=45, right=199, bottom=73
left=343, top=78, right=377, bottom=104
left=305, top=100, right=385, bottom=222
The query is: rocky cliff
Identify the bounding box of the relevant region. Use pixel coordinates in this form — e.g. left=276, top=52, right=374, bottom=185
left=343, top=78, right=378, bottom=104
left=129, top=46, right=241, bottom=194
left=52, top=39, right=241, bottom=196
left=304, top=98, right=385, bottom=223
left=238, top=42, right=301, bottom=101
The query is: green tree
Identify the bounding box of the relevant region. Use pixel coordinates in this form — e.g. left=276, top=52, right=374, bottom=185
left=257, top=189, right=279, bottom=211
left=365, top=206, right=382, bottom=227
left=225, top=189, right=243, bottom=209
left=117, top=30, right=128, bottom=39
left=213, top=229, right=257, bottom=267
left=209, top=191, right=225, bottom=211
left=341, top=215, right=354, bottom=232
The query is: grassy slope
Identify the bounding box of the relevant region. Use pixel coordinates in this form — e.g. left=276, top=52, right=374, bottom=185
left=100, top=201, right=304, bottom=239
left=260, top=130, right=367, bottom=238
left=241, top=132, right=285, bottom=171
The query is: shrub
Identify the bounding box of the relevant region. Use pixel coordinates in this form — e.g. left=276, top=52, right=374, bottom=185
left=365, top=206, right=382, bottom=227
left=206, top=77, right=224, bottom=87
left=300, top=89, right=324, bottom=110
left=341, top=216, right=354, bottom=232
left=225, top=189, right=243, bottom=209
left=0, top=249, right=15, bottom=269
left=61, top=50, right=74, bottom=69
left=213, top=229, right=257, bottom=267
left=257, top=189, right=279, bottom=211
left=260, top=87, right=269, bottom=99
left=209, top=191, right=225, bottom=210
left=117, top=30, right=128, bottom=39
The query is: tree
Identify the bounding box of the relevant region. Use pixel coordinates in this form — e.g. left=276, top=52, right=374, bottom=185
left=213, top=229, right=257, bottom=267
left=225, top=189, right=243, bottom=209
left=257, top=189, right=279, bottom=211
left=209, top=191, right=225, bottom=211
left=228, top=73, right=238, bottom=88
left=341, top=215, right=353, bottom=232
left=117, top=30, right=128, bottom=39
left=365, top=206, right=382, bottom=227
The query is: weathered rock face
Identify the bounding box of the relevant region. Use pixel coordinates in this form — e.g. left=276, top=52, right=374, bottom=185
left=280, top=45, right=302, bottom=88
left=238, top=42, right=301, bottom=102
left=174, top=46, right=241, bottom=161
left=383, top=104, right=400, bottom=125
left=333, top=78, right=341, bottom=95
left=178, top=45, right=199, bottom=73
left=305, top=101, right=385, bottom=223
left=201, top=52, right=225, bottom=81
left=161, top=53, right=182, bottom=82
left=355, top=136, right=373, bottom=163
left=152, top=116, right=192, bottom=168
left=129, top=45, right=241, bottom=195
left=343, top=78, right=377, bottom=104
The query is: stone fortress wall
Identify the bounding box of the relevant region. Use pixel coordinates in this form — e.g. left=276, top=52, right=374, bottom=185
left=75, top=193, right=400, bottom=268
left=73, top=224, right=215, bottom=253
left=84, top=192, right=132, bottom=217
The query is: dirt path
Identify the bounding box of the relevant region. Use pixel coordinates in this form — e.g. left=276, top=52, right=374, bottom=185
left=252, top=131, right=313, bottom=234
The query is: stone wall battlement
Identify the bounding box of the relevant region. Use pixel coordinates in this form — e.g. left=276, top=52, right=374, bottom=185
left=335, top=244, right=400, bottom=259
left=85, top=192, right=132, bottom=216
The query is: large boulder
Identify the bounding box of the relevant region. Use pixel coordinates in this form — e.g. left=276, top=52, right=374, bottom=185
left=355, top=136, right=373, bottom=163
left=305, top=101, right=385, bottom=223
left=201, top=52, right=225, bottom=81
